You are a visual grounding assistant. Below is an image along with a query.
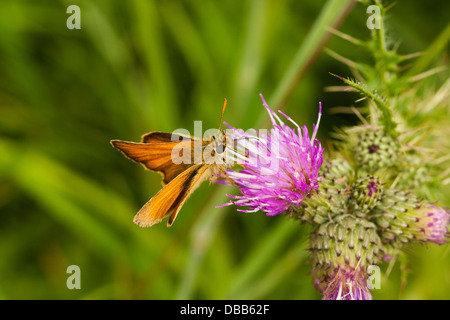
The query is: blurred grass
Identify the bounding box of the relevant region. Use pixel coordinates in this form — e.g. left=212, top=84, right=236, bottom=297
left=0, top=0, right=448, bottom=300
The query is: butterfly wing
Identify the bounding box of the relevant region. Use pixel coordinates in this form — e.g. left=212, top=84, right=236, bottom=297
left=133, top=164, right=211, bottom=227
left=111, top=139, right=195, bottom=185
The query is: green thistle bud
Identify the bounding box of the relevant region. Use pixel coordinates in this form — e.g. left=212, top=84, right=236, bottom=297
left=310, top=216, right=383, bottom=300
left=317, top=158, right=354, bottom=212
left=354, top=129, right=399, bottom=172
left=309, top=216, right=382, bottom=271
left=371, top=189, right=423, bottom=245
left=320, top=158, right=354, bottom=182
left=291, top=193, right=335, bottom=225
left=396, top=154, right=429, bottom=191
left=292, top=159, right=354, bottom=224
left=350, top=175, right=383, bottom=213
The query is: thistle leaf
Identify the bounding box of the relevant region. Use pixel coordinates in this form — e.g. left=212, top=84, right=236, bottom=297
left=329, top=73, right=399, bottom=138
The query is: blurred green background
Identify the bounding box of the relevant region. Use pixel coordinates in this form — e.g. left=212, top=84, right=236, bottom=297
left=0, top=0, right=449, bottom=299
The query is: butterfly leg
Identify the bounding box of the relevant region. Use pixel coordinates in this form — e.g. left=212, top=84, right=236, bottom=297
left=219, top=166, right=242, bottom=192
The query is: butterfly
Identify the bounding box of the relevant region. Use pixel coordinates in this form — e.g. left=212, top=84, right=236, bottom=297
left=111, top=99, right=236, bottom=227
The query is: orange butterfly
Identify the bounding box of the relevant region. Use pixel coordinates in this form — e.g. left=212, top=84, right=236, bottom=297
left=111, top=99, right=234, bottom=227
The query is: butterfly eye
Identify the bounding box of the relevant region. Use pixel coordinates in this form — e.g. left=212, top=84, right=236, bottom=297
left=216, top=144, right=224, bottom=154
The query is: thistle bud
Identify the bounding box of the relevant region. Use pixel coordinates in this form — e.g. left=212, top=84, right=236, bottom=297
left=350, top=175, right=383, bottom=213
left=371, top=189, right=449, bottom=245
left=310, top=216, right=382, bottom=300
left=354, top=129, right=399, bottom=172
left=411, top=204, right=449, bottom=245
left=310, top=216, right=382, bottom=269
left=396, top=154, right=429, bottom=191
left=293, top=159, right=354, bottom=224
left=320, top=158, right=354, bottom=183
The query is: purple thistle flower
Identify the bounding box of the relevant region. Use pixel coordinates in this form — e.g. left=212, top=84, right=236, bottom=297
left=415, top=204, right=450, bottom=245
left=367, top=180, right=379, bottom=197
left=319, top=268, right=372, bottom=300
left=217, top=94, right=324, bottom=216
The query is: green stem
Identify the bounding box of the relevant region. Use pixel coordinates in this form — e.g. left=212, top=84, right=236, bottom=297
left=374, top=0, right=387, bottom=56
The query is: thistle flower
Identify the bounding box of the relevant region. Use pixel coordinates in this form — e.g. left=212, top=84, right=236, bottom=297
left=319, top=268, right=372, bottom=300
left=217, top=94, right=324, bottom=216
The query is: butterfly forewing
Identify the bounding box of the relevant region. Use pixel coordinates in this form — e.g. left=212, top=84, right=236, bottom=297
left=141, top=131, right=194, bottom=144
left=111, top=139, right=196, bottom=185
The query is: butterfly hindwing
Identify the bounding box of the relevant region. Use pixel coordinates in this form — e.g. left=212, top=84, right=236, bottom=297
left=133, top=164, right=211, bottom=227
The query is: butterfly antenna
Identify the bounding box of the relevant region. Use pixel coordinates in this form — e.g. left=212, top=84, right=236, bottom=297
left=218, top=98, right=227, bottom=132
